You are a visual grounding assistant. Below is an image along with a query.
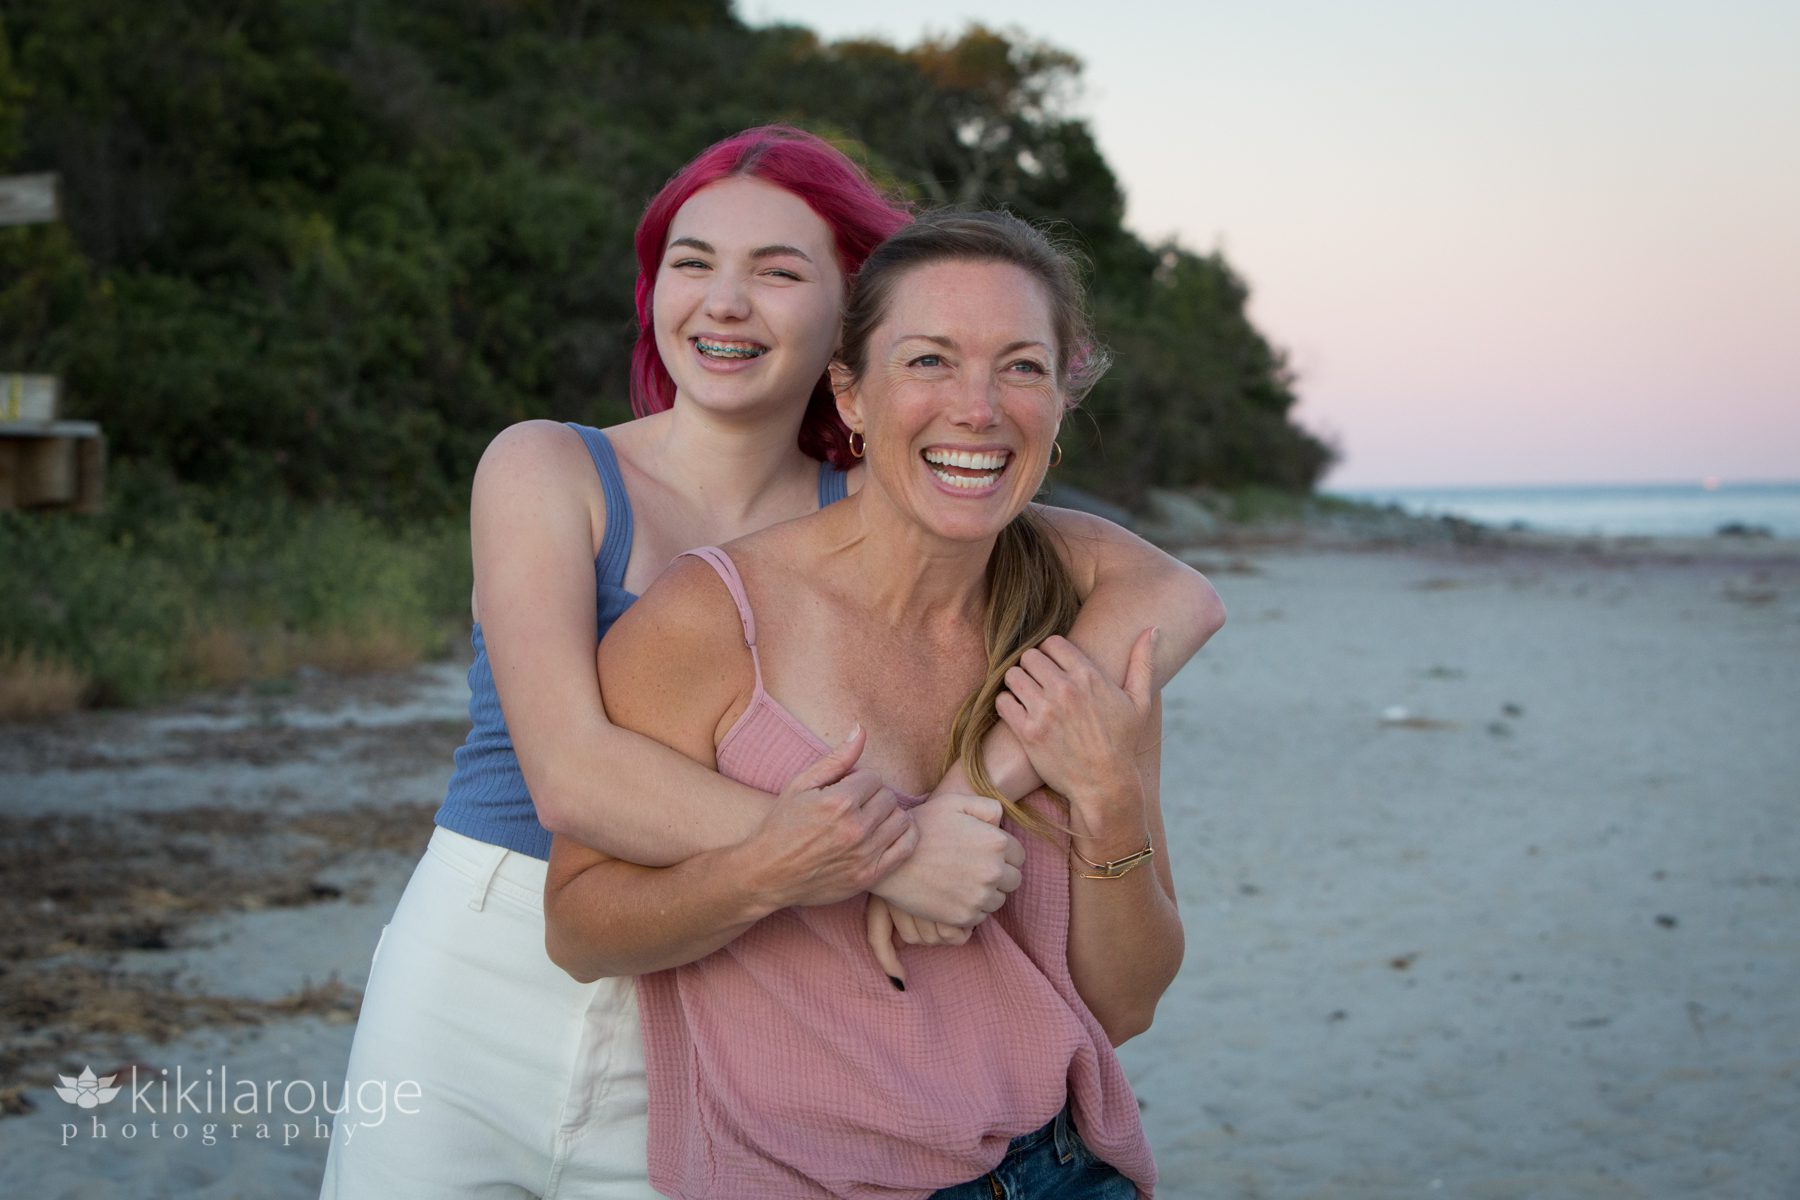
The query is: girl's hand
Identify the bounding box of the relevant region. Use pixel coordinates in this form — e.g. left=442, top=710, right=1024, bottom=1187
left=865, top=896, right=972, bottom=987
left=867, top=792, right=1023, bottom=925
left=863, top=792, right=1025, bottom=986
left=995, top=628, right=1156, bottom=807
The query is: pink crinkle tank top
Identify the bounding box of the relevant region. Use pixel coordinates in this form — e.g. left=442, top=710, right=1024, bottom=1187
left=633, top=547, right=1156, bottom=1199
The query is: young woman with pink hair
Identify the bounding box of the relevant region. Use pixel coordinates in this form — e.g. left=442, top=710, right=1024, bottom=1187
left=322, top=127, right=1221, bottom=1198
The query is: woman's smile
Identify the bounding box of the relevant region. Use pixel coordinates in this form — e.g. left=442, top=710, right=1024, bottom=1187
left=921, top=446, right=1014, bottom=493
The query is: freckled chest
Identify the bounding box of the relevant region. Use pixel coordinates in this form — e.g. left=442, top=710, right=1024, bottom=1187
left=755, top=594, right=988, bottom=798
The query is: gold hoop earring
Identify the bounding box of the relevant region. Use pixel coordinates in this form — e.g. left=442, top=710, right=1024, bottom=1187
left=1049, top=441, right=1063, bottom=468
left=849, top=431, right=865, bottom=459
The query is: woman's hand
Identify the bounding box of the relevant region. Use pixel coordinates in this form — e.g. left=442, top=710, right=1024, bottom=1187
left=742, top=725, right=919, bottom=912
left=996, top=629, right=1154, bottom=807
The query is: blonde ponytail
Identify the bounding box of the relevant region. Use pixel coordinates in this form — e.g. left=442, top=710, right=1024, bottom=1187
left=944, top=507, right=1083, bottom=834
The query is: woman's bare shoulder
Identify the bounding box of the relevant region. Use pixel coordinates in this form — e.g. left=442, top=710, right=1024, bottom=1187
left=599, top=553, right=754, bottom=742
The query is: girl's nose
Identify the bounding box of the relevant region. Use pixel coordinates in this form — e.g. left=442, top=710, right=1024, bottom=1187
left=704, top=273, right=751, bottom=321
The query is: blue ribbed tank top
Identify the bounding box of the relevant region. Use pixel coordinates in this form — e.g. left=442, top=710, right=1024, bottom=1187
left=434, top=423, right=852, bottom=860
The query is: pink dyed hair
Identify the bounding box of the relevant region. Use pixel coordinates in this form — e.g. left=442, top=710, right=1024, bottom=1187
left=629, top=126, right=911, bottom=468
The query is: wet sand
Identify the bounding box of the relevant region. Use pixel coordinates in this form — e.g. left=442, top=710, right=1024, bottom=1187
left=2, top=539, right=1797, bottom=1197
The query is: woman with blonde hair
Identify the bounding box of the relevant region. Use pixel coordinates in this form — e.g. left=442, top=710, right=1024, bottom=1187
left=547, top=210, right=1190, bottom=1198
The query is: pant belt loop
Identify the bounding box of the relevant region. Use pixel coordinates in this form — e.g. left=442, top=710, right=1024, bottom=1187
left=1053, top=1102, right=1078, bottom=1165
left=467, top=844, right=507, bottom=912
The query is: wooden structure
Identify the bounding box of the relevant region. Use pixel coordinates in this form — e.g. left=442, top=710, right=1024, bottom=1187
left=0, top=174, right=105, bottom=512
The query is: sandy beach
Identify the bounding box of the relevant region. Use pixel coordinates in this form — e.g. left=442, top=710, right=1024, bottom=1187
left=3, top=535, right=1797, bottom=1198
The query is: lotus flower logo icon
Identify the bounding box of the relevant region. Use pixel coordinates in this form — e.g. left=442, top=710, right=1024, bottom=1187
left=54, top=1066, right=122, bottom=1109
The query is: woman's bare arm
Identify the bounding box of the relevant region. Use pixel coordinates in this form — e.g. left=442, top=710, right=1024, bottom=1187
left=1062, top=697, right=1181, bottom=1044
left=472, top=422, right=778, bottom=865
left=996, top=632, right=1182, bottom=1044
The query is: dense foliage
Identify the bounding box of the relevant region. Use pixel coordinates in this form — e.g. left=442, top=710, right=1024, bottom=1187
left=1, top=0, right=1330, bottom=520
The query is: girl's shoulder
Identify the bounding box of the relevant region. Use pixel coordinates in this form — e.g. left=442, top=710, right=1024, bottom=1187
left=478, top=418, right=603, bottom=479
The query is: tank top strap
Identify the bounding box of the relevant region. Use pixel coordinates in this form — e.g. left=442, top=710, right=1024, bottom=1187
left=817, top=460, right=849, bottom=508
left=677, top=546, right=767, bottom=686
left=565, top=423, right=633, bottom=589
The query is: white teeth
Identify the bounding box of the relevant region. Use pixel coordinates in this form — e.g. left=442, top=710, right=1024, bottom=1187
left=928, top=466, right=1001, bottom=489
left=923, top=449, right=1009, bottom=471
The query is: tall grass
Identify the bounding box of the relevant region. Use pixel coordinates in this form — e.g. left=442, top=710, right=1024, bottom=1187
left=0, top=466, right=470, bottom=716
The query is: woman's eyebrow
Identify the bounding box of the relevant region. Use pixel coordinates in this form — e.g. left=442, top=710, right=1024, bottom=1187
left=895, top=335, right=1050, bottom=355
left=668, top=236, right=713, bottom=254
left=751, top=244, right=814, bottom=262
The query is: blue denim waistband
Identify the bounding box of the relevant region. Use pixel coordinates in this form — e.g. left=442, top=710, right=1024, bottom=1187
left=1004, top=1102, right=1079, bottom=1164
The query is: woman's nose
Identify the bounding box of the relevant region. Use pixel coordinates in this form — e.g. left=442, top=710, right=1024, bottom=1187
left=949, top=376, right=1002, bottom=430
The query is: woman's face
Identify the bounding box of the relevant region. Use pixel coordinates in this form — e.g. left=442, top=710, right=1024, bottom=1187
left=652, top=176, right=846, bottom=421
left=838, top=259, right=1064, bottom=544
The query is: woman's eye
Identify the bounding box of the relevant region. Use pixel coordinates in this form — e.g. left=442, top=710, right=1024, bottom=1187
left=909, top=354, right=944, bottom=369
left=669, top=258, right=709, bottom=270
left=763, top=268, right=802, bottom=281
left=1006, top=359, right=1048, bottom=375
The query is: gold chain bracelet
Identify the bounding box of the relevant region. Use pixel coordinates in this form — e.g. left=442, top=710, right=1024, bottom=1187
left=1072, top=837, right=1155, bottom=880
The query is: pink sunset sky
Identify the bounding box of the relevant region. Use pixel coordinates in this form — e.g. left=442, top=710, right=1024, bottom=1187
left=747, top=0, right=1799, bottom=488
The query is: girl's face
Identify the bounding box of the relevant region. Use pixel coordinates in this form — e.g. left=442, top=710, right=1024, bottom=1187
left=652, top=177, right=846, bottom=423
left=837, top=259, right=1064, bottom=545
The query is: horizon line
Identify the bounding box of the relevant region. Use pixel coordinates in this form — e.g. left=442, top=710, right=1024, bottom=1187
left=1324, top=477, right=1800, bottom=494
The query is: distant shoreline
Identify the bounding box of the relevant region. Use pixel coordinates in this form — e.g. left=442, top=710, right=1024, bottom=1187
left=1320, top=479, right=1800, bottom=541
left=1101, top=484, right=1800, bottom=562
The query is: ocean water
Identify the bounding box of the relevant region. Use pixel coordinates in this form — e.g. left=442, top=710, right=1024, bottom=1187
left=1330, top=481, right=1800, bottom=539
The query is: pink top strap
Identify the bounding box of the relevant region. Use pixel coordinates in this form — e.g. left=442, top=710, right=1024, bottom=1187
left=678, top=545, right=765, bottom=676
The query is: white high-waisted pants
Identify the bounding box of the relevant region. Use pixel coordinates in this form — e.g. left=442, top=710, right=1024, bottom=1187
left=319, top=827, right=654, bottom=1199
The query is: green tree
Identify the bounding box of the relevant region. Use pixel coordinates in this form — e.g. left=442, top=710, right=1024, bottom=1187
left=3, top=1, right=1329, bottom=520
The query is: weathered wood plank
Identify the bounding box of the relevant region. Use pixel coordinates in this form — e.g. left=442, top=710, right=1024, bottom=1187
left=0, top=173, right=60, bottom=227
left=75, top=434, right=107, bottom=513
left=15, top=437, right=77, bottom=506
left=1, top=374, right=60, bottom=422
left=0, top=424, right=106, bottom=512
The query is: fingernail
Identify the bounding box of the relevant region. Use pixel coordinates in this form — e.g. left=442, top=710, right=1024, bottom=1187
left=888, top=976, right=905, bottom=992
left=848, top=723, right=863, bottom=741
left=1151, top=625, right=1162, bottom=646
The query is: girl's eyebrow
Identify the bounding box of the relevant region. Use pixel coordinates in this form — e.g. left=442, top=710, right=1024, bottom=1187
left=751, top=244, right=814, bottom=262
left=666, top=236, right=813, bottom=264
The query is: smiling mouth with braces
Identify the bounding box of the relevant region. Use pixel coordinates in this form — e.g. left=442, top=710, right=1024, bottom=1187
left=695, top=339, right=766, bottom=359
